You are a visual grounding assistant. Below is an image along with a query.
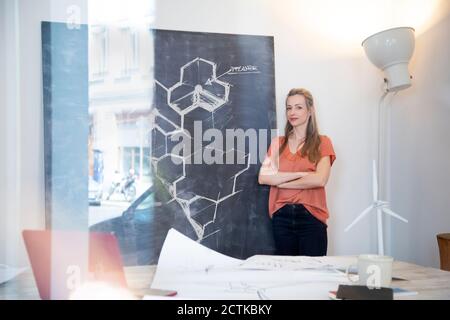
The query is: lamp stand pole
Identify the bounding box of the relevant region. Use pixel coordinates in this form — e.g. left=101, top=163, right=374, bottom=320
left=376, top=91, right=389, bottom=255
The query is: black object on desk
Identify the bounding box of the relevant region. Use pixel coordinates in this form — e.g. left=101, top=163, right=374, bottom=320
left=336, top=285, right=394, bottom=300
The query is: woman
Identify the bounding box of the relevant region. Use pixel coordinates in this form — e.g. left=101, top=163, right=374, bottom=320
left=258, top=88, right=336, bottom=256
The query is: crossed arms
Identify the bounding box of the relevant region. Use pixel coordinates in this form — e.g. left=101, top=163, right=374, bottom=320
left=258, top=155, right=332, bottom=189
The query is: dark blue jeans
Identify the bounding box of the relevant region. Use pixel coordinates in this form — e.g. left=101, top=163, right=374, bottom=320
left=272, top=204, right=327, bottom=256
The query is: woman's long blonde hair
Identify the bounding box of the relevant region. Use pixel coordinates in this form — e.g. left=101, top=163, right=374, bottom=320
left=279, top=88, right=322, bottom=164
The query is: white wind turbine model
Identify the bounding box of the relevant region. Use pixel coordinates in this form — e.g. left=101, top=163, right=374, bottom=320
left=345, top=160, right=408, bottom=255
left=345, top=27, right=415, bottom=255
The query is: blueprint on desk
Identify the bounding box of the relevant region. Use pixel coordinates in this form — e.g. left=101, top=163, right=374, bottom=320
left=151, top=229, right=350, bottom=300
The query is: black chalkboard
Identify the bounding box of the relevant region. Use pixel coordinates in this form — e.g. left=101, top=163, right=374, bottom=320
left=146, top=29, right=277, bottom=263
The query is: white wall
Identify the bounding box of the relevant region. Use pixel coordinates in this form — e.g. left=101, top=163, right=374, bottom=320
left=0, top=0, right=7, bottom=265
left=1, top=0, right=25, bottom=267
left=0, top=0, right=88, bottom=266
left=389, top=7, right=450, bottom=267
left=1, top=0, right=448, bottom=266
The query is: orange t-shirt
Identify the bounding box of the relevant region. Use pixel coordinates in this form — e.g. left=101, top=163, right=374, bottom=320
left=266, top=135, right=336, bottom=225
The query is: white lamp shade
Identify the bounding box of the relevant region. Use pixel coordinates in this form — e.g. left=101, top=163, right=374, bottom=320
left=362, top=27, right=415, bottom=92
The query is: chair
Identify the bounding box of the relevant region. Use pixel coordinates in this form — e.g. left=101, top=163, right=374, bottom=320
left=437, top=233, right=450, bottom=271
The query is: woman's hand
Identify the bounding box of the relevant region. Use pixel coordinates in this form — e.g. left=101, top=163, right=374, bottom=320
left=276, top=156, right=332, bottom=189
left=258, top=151, right=312, bottom=186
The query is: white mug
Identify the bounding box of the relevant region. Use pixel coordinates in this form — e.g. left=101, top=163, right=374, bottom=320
left=346, top=254, right=394, bottom=289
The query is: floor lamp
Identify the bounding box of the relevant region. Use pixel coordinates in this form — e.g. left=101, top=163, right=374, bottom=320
left=345, top=27, right=415, bottom=255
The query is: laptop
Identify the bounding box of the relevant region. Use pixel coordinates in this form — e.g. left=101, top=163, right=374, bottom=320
left=23, top=230, right=131, bottom=300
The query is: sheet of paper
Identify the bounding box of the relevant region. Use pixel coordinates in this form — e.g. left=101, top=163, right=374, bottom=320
left=0, top=264, right=27, bottom=285
left=152, top=227, right=243, bottom=273
left=239, top=255, right=356, bottom=271
left=151, top=229, right=349, bottom=300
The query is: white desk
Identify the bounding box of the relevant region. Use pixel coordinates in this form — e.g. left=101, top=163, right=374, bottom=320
left=1, top=260, right=449, bottom=300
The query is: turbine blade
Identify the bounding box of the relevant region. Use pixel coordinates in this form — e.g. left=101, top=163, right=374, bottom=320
left=372, top=160, right=378, bottom=201
left=345, top=204, right=375, bottom=232
left=382, top=208, right=408, bottom=223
